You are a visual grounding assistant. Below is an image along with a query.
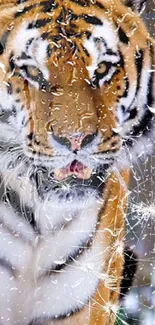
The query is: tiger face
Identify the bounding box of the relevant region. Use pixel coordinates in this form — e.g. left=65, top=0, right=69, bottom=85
left=0, top=0, right=154, bottom=200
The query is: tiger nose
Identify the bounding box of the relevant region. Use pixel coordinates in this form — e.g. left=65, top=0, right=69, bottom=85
left=52, top=132, right=97, bottom=151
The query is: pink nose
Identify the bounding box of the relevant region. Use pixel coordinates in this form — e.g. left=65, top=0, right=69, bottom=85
left=52, top=132, right=97, bottom=151
left=66, top=134, right=86, bottom=151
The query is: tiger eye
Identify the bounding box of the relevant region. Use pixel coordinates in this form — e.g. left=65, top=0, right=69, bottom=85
left=97, top=63, right=107, bottom=74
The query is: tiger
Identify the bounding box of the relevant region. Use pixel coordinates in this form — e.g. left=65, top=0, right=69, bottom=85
left=0, top=0, right=154, bottom=324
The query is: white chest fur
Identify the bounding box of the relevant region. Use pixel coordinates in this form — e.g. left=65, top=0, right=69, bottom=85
left=0, top=190, right=104, bottom=324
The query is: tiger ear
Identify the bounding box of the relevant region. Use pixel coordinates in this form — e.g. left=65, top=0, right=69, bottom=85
left=123, top=0, right=147, bottom=12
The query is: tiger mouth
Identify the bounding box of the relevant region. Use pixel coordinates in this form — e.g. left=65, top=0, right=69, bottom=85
left=54, top=160, right=92, bottom=181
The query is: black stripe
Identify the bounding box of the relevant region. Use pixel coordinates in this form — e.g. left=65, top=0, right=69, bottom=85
left=81, top=44, right=90, bottom=57
left=46, top=44, right=52, bottom=58
left=70, top=0, right=90, bottom=6
left=118, top=27, right=129, bottom=44
left=131, top=109, right=153, bottom=137
left=65, top=30, right=83, bottom=38
left=119, top=50, right=125, bottom=68
left=0, top=43, right=4, bottom=55
left=95, top=1, right=105, bottom=9
left=122, top=76, right=129, bottom=98
left=86, top=31, right=91, bottom=39
left=48, top=34, right=62, bottom=42
left=27, top=18, right=51, bottom=29
left=15, top=4, right=35, bottom=18
left=128, top=107, right=138, bottom=120
left=106, top=49, right=118, bottom=56
left=17, top=0, right=30, bottom=3
left=130, top=48, right=153, bottom=137
left=120, top=248, right=137, bottom=300
left=27, top=132, right=34, bottom=141
left=40, top=0, right=58, bottom=12
left=138, top=0, right=147, bottom=11
left=147, top=45, right=154, bottom=107
left=9, top=53, right=15, bottom=72
left=41, top=32, right=50, bottom=40
left=67, top=11, right=78, bottom=21
left=56, top=9, right=65, bottom=23
left=0, top=31, right=10, bottom=54
left=7, top=82, right=13, bottom=95
left=82, top=14, right=103, bottom=25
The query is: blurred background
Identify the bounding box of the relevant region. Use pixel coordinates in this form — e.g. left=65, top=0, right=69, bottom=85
left=123, top=2, right=155, bottom=323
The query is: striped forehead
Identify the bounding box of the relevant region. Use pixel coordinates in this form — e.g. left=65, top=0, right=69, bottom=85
left=12, top=15, right=118, bottom=81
